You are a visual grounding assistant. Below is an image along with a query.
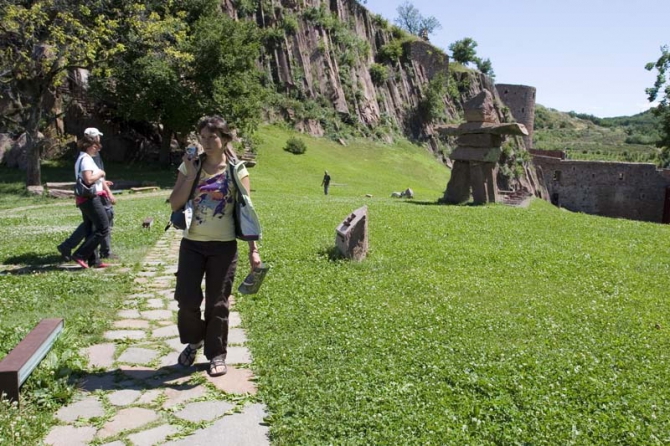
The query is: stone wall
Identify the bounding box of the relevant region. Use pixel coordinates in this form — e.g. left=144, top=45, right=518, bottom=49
left=533, top=154, right=670, bottom=223
left=496, top=84, right=536, bottom=149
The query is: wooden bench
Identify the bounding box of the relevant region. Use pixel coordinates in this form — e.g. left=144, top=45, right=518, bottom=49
left=0, top=318, right=64, bottom=404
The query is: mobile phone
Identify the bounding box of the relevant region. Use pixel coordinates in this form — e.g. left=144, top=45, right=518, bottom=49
left=186, top=146, right=197, bottom=160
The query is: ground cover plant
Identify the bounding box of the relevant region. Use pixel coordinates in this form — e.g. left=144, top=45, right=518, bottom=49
left=1, top=125, right=669, bottom=444
left=0, top=126, right=449, bottom=443
left=0, top=163, right=171, bottom=443
left=237, top=127, right=670, bottom=444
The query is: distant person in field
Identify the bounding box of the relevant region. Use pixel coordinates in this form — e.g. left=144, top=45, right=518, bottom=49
left=321, top=170, right=331, bottom=195
left=170, top=115, right=262, bottom=377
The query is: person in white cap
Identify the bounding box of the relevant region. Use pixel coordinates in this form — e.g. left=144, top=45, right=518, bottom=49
left=66, top=128, right=117, bottom=268
left=58, top=128, right=117, bottom=263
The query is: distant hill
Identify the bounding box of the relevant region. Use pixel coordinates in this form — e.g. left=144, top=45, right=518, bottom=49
left=532, top=105, right=662, bottom=164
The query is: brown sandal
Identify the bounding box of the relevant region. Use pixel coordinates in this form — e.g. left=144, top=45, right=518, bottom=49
left=208, top=355, right=227, bottom=377
left=178, top=341, right=202, bottom=367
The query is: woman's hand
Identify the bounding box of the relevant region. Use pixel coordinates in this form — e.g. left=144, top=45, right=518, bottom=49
left=182, top=153, right=199, bottom=178
left=249, top=249, right=261, bottom=271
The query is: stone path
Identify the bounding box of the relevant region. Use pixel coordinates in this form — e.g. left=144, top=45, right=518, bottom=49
left=44, top=229, right=270, bottom=446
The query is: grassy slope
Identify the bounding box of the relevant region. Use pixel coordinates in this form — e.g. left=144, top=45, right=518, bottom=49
left=241, top=127, right=670, bottom=444
left=533, top=105, right=659, bottom=163
left=1, top=125, right=669, bottom=443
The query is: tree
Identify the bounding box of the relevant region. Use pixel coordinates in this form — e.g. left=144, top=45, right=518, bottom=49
left=645, top=44, right=670, bottom=166
left=0, top=1, right=125, bottom=186
left=394, top=2, right=441, bottom=37
left=90, top=1, right=267, bottom=165
left=449, top=37, right=478, bottom=65
left=475, top=57, right=495, bottom=78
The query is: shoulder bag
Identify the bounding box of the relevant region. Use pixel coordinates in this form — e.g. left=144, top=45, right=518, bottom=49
left=228, top=161, right=262, bottom=241
left=74, top=155, right=97, bottom=198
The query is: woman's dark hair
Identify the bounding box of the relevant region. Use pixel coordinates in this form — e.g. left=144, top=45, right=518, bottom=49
left=77, top=134, right=100, bottom=151
left=197, top=115, right=237, bottom=162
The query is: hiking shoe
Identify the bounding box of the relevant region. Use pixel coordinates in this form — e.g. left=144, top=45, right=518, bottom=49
left=72, top=257, right=89, bottom=269
left=208, top=355, right=227, bottom=377
left=57, top=244, right=71, bottom=261
left=93, top=262, right=112, bottom=269
left=178, top=341, right=203, bottom=367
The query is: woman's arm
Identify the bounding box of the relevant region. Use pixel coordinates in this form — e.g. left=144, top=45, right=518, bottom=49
left=169, top=155, right=199, bottom=211
left=81, top=169, right=106, bottom=185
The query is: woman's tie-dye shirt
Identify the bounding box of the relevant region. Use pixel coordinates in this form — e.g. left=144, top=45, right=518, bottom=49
left=178, top=162, right=249, bottom=241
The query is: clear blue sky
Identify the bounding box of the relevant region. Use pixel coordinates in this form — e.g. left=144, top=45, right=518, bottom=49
left=362, top=0, right=669, bottom=118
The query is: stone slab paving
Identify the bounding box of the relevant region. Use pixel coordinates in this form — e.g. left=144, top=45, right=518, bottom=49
left=55, top=396, right=105, bottom=422
left=118, top=347, right=159, bottom=365
left=107, top=389, right=142, bottom=406
left=83, top=343, right=116, bottom=369
left=114, top=319, right=150, bottom=329
left=44, top=426, right=97, bottom=446
left=163, top=404, right=269, bottom=446
left=128, top=424, right=179, bottom=446
left=174, top=400, right=235, bottom=423
left=117, top=309, right=141, bottom=319
left=45, top=229, right=269, bottom=445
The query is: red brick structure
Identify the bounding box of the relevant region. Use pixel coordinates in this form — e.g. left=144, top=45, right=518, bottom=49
left=533, top=153, right=670, bottom=223
left=496, top=84, right=536, bottom=150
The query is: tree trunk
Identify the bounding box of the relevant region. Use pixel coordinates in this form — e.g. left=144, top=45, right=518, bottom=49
left=25, top=107, right=43, bottom=186
left=159, top=126, right=173, bottom=167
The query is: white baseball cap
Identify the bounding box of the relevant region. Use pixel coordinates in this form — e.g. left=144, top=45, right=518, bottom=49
left=84, top=127, right=103, bottom=137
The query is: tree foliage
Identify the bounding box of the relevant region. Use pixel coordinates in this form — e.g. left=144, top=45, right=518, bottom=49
left=393, top=2, right=441, bottom=37
left=476, top=57, right=495, bottom=78
left=449, top=37, right=478, bottom=65
left=645, top=44, right=670, bottom=166
left=0, top=0, right=127, bottom=185
left=89, top=1, right=267, bottom=165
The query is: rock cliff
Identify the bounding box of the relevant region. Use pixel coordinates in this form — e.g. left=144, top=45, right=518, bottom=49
left=222, top=0, right=495, bottom=143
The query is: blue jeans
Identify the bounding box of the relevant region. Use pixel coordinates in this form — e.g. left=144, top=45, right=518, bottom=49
left=72, top=196, right=110, bottom=266
left=61, top=202, right=114, bottom=259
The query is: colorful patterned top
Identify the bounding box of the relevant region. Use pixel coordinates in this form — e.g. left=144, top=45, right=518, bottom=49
left=178, top=162, right=249, bottom=241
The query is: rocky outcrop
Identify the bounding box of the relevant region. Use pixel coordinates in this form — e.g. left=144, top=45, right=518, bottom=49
left=226, top=0, right=492, bottom=139
left=12, top=0, right=500, bottom=164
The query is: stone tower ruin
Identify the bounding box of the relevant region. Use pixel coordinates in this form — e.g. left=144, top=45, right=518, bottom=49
left=496, top=84, right=536, bottom=150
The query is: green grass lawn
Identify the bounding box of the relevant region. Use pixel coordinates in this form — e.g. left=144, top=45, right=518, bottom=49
left=2, top=125, right=670, bottom=444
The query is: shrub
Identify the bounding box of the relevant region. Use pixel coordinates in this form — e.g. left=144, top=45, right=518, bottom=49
left=417, top=74, right=448, bottom=123
left=378, top=40, right=404, bottom=63
left=369, top=63, right=389, bottom=86
left=282, top=14, right=299, bottom=35
left=284, top=136, right=307, bottom=154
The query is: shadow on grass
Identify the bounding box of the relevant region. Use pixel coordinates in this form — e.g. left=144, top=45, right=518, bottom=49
left=318, top=246, right=344, bottom=262
left=4, top=253, right=64, bottom=266
left=402, top=200, right=486, bottom=207
left=0, top=264, right=83, bottom=275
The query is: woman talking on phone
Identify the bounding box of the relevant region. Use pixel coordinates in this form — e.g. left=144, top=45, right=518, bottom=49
left=169, top=116, right=261, bottom=377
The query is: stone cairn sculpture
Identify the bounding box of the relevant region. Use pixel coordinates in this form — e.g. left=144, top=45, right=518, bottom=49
left=436, top=89, right=528, bottom=205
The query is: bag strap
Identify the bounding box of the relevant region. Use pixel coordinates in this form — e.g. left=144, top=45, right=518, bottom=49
left=186, top=156, right=204, bottom=200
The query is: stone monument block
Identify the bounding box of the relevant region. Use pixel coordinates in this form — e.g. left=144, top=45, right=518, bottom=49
left=450, top=147, right=501, bottom=162
left=463, top=90, right=499, bottom=123
left=456, top=134, right=502, bottom=148
left=335, top=206, right=368, bottom=261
